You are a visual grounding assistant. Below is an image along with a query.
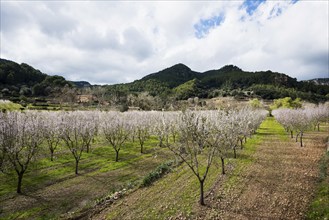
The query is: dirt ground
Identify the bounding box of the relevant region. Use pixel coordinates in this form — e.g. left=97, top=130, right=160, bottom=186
left=193, top=126, right=328, bottom=219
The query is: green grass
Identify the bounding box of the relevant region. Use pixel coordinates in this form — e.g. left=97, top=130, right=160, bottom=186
left=306, top=151, right=329, bottom=220
left=104, top=155, right=207, bottom=219
left=0, top=139, right=155, bottom=193
left=3, top=207, right=44, bottom=220
left=0, top=100, right=23, bottom=111
left=0, top=137, right=172, bottom=219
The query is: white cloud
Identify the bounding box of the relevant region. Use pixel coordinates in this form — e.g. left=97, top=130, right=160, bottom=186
left=0, top=0, right=328, bottom=84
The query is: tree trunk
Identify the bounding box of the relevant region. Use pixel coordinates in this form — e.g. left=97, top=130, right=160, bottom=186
left=221, top=157, right=225, bottom=175
left=296, top=133, right=299, bottom=142
left=290, top=130, right=293, bottom=138
left=233, top=147, right=237, bottom=159
left=75, top=159, right=79, bottom=175
left=86, top=144, right=90, bottom=153
left=240, top=139, right=243, bottom=149
left=317, top=123, right=320, bottom=131
left=17, top=172, right=24, bottom=194
left=115, top=150, right=120, bottom=162
left=199, top=179, right=205, bottom=206
left=50, top=149, right=54, bottom=161
left=140, top=143, right=144, bottom=154
left=300, top=132, right=303, bottom=147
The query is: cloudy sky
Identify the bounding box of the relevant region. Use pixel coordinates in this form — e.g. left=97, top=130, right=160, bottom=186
left=1, top=0, right=328, bottom=84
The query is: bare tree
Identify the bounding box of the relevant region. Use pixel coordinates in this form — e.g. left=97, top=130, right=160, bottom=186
left=92, top=86, right=108, bottom=107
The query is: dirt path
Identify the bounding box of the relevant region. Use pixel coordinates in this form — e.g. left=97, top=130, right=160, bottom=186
left=195, top=121, right=328, bottom=219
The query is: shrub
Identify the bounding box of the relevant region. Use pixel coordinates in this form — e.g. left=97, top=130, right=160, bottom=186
left=141, top=160, right=174, bottom=187
left=119, top=104, right=129, bottom=112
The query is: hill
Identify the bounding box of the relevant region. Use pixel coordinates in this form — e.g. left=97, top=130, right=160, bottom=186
left=141, top=63, right=199, bottom=88
left=106, top=64, right=329, bottom=103
left=0, top=58, right=73, bottom=100
left=0, top=58, right=47, bottom=86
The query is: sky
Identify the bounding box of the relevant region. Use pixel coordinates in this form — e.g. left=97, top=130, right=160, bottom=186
left=0, top=0, right=328, bottom=85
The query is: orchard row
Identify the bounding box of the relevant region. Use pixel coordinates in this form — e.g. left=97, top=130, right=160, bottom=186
left=272, top=104, right=328, bottom=147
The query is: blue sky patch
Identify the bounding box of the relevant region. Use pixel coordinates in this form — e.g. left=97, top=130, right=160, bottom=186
left=242, top=0, right=266, bottom=15
left=194, top=14, right=225, bottom=39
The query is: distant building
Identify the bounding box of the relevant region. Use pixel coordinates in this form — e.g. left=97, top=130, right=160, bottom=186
left=76, top=95, right=96, bottom=103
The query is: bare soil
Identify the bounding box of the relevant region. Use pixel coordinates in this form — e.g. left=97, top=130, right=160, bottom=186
left=193, top=126, right=328, bottom=219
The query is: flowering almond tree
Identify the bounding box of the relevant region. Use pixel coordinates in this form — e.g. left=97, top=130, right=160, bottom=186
left=161, top=111, right=216, bottom=206
left=293, top=109, right=313, bottom=147
left=272, top=108, right=296, bottom=138
left=125, top=111, right=152, bottom=154
left=272, top=106, right=328, bottom=147
left=0, top=111, right=44, bottom=193
left=101, top=112, right=131, bottom=162
left=81, top=112, right=99, bottom=153
left=212, top=108, right=267, bottom=173
left=43, top=112, right=62, bottom=161
left=60, top=111, right=92, bottom=174
left=309, top=104, right=329, bottom=131
left=212, top=110, right=236, bottom=175
left=153, top=112, right=170, bottom=148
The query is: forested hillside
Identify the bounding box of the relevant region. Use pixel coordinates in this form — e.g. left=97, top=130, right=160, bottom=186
left=106, top=63, right=329, bottom=103
left=0, top=59, right=73, bottom=98
left=0, top=58, right=328, bottom=108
